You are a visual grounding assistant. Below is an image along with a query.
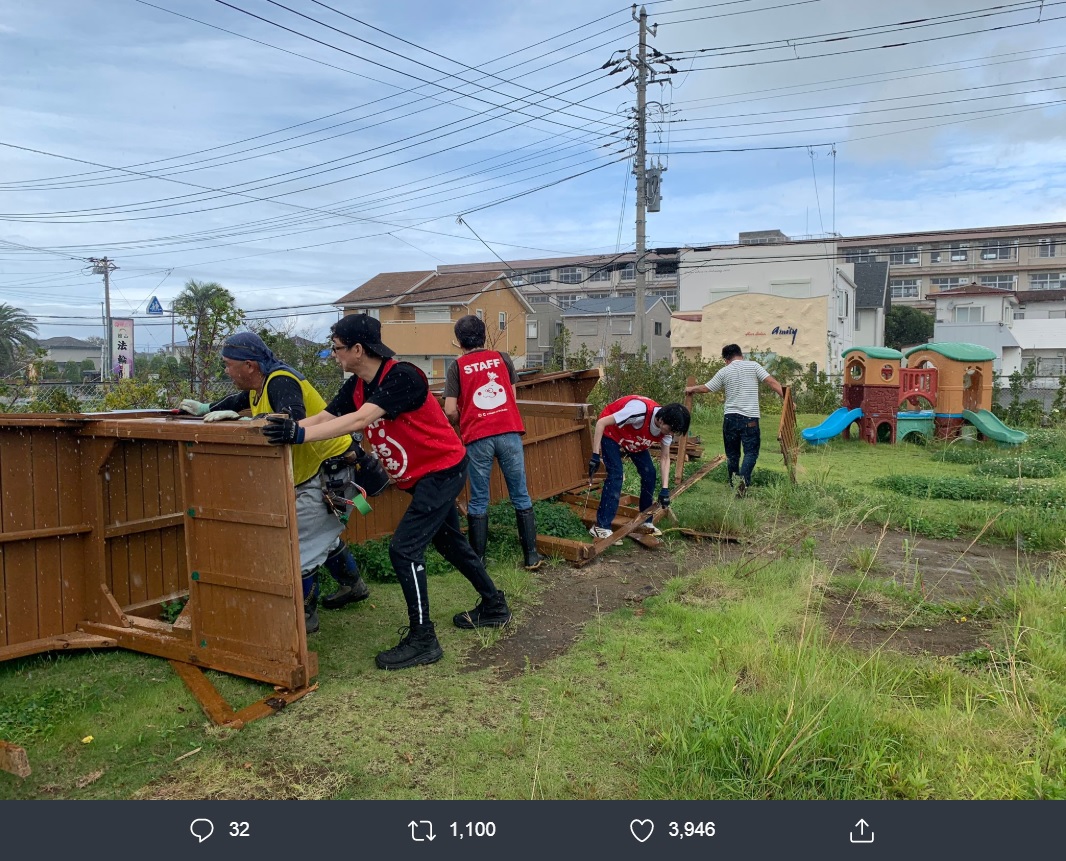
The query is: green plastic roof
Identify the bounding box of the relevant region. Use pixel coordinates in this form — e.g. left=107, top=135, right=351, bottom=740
left=904, top=342, right=997, bottom=362
left=842, top=346, right=904, bottom=360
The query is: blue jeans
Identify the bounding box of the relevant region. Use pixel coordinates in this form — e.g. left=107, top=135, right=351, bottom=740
left=595, top=437, right=657, bottom=529
left=465, top=432, right=534, bottom=516
left=723, top=413, right=761, bottom=485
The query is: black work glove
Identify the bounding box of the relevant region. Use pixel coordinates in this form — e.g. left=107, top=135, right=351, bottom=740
left=263, top=415, right=305, bottom=445
left=658, top=487, right=671, bottom=508
left=587, top=452, right=601, bottom=480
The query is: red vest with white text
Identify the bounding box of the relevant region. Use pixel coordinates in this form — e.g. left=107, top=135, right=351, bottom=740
left=455, top=350, right=525, bottom=444
left=600, top=395, right=661, bottom=453
left=354, top=360, right=465, bottom=489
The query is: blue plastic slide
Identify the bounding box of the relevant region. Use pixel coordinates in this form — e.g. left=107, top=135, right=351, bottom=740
left=962, top=409, right=1028, bottom=445
left=801, top=407, right=863, bottom=445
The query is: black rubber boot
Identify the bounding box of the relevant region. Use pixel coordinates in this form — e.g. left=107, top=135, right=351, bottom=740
left=453, top=590, right=512, bottom=629
left=375, top=622, right=443, bottom=670
left=515, top=508, right=544, bottom=570
left=302, top=572, right=320, bottom=635
left=467, top=513, right=489, bottom=560
left=321, top=543, right=370, bottom=610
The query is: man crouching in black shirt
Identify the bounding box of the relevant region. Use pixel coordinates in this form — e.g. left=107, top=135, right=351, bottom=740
left=263, top=314, right=511, bottom=670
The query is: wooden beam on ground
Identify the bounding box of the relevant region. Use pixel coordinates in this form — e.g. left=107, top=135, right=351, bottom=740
left=169, top=660, right=242, bottom=727
left=231, top=684, right=317, bottom=725
left=0, top=632, right=117, bottom=663
left=535, top=536, right=594, bottom=565
left=0, top=740, right=30, bottom=778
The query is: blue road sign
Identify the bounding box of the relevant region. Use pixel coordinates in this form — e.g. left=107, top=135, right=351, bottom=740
left=147, top=296, right=164, bottom=315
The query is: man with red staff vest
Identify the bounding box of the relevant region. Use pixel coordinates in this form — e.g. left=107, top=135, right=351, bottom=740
left=443, top=314, right=543, bottom=570
left=263, top=314, right=511, bottom=671
left=587, top=396, right=691, bottom=541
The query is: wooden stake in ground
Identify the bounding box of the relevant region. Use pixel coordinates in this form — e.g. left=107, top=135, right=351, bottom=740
left=1, top=740, right=31, bottom=778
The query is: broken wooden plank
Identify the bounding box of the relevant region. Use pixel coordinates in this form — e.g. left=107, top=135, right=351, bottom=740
left=0, top=631, right=117, bottom=663
left=169, top=660, right=241, bottom=727
left=516, top=400, right=593, bottom=420
left=535, top=536, right=594, bottom=564
left=675, top=377, right=696, bottom=483
left=0, top=740, right=31, bottom=778
left=231, top=684, right=317, bottom=725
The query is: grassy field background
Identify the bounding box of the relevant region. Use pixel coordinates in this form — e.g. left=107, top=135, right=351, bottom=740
left=2, top=409, right=1064, bottom=800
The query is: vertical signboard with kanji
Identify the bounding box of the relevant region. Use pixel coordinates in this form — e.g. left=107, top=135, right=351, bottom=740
left=112, top=318, right=134, bottom=379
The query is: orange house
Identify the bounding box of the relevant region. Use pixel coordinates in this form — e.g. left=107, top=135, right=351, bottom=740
left=334, top=271, right=534, bottom=382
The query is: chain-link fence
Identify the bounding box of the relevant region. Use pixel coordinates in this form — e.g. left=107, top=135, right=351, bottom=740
left=0, top=380, right=237, bottom=414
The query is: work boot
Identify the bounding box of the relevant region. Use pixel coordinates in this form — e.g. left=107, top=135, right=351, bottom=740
left=453, top=590, right=512, bottom=629
left=467, top=513, right=489, bottom=560
left=515, top=508, right=544, bottom=570
left=321, top=543, right=370, bottom=609
left=302, top=572, right=320, bottom=635
left=375, top=623, right=443, bottom=670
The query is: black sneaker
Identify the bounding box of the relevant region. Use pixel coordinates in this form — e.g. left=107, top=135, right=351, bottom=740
left=375, top=624, right=443, bottom=670
left=453, top=591, right=512, bottom=629
left=305, top=608, right=320, bottom=635
left=735, top=478, right=748, bottom=498
left=322, top=577, right=370, bottom=609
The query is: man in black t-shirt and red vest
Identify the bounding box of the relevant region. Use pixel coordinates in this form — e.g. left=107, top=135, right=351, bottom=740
left=443, top=314, right=543, bottom=570
left=263, top=314, right=512, bottom=671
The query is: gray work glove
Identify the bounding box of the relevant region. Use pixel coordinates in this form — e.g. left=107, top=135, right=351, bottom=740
left=178, top=399, right=210, bottom=416
left=203, top=410, right=242, bottom=422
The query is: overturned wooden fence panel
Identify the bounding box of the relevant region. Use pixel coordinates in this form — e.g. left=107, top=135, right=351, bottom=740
left=0, top=416, right=314, bottom=690
left=343, top=368, right=601, bottom=544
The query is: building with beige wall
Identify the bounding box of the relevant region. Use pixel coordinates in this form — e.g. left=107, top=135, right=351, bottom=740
left=335, top=271, right=533, bottom=381
left=677, top=234, right=857, bottom=372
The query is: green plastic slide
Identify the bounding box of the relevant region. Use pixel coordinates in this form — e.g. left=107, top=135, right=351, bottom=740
left=961, top=409, right=1028, bottom=445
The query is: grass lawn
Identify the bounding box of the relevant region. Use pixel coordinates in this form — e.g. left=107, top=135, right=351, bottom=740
left=2, top=410, right=1064, bottom=800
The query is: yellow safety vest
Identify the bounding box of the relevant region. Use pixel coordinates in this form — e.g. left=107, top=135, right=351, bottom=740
left=250, top=369, right=351, bottom=485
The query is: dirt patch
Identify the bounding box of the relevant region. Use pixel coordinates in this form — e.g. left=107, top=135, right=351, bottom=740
left=463, top=522, right=1053, bottom=676
left=819, top=593, right=992, bottom=657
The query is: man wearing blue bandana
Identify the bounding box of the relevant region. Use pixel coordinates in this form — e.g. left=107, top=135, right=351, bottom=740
left=178, top=331, right=372, bottom=634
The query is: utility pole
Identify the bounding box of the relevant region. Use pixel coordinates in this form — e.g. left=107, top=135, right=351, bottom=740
left=632, top=5, right=650, bottom=360
left=89, top=257, right=118, bottom=380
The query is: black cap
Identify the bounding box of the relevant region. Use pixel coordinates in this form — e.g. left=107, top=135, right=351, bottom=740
left=331, top=313, right=395, bottom=359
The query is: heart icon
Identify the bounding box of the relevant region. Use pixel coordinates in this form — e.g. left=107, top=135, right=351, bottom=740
left=630, top=819, right=654, bottom=843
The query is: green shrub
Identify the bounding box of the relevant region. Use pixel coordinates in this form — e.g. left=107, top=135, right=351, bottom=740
left=974, top=457, right=1062, bottom=479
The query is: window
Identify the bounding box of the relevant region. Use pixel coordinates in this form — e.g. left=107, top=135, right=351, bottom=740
left=589, top=266, right=611, bottom=282
left=929, top=250, right=942, bottom=263
left=843, top=247, right=877, bottom=263
left=607, top=317, right=632, bottom=335
left=476, top=308, right=484, bottom=319
left=649, top=287, right=678, bottom=309
left=1050, top=310, right=1066, bottom=319
left=569, top=319, right=597, bottom=336
left=931, top=277, right=969, bottom=290
left=855, top=313, right=862, bottom=331
left=654, top=322, right=663, bottom=336
left=527, top=293, right=551, bottom=303
left=526, top=320, right=538, bottom=339
left=980, top=240, right=1015, bottom=260
left=1003, top=305, right=1014, bottom=324
left=950, top=243, right=968, bottom=262
left=654, top=260, right=678, bottom=279
left=1037, top=356, right=1065, bottom=375
left=498, top=312, right=507, bottom=331
left=1038, top=238, right=1058, bottom=258
left=953, top=306, right=984, bottom=323
left=557, top=293, right=581, bottom=309
left=414, top=308, right=450, bottom=323
left=980, top=275, right=1015, bottom=290
left=619, top=263, right=635, bottom=281
left=527, top=269, right=550, bottom=284
left=506, top=270, right=527, bottom=286
left=837, top=291, right=850, bottom=318
left=1030, top=273, right=1065, bottom=290
left=586, top=291, right=611, bottom=300
left=889, top=278, right=920, bottom=299
left=889, top=245, right=920, bottom=265
left=559, top=266, right=583, bottom=284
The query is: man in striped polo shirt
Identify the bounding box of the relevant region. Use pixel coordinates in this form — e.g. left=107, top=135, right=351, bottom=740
left=686, top=344, right=783, bottom=497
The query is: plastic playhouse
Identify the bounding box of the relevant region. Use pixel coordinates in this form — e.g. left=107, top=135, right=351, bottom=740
left=802, top=343, right=1027, bottom=446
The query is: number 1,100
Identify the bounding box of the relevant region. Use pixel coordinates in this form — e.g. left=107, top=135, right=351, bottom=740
left=451, top=822, right=496, bottom=838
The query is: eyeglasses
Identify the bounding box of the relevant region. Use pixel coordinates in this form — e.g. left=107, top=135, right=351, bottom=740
left=329, top=343, right=350, bottom=353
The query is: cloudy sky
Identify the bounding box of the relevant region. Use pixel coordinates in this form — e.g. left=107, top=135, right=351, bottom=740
left=3, top=0, right=1066, bottom=348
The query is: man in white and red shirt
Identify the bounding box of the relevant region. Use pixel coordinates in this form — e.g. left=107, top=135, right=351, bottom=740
left=444, top=315, right=542, bottom=570
left=264, top=314, right=511, bottom=671
left=587, top=396, right=691, bottom=541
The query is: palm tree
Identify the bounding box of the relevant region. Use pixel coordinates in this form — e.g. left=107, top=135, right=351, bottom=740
left=0, top=303, right=39, bottom=375
left=173, top=279, right=243, bottom=397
